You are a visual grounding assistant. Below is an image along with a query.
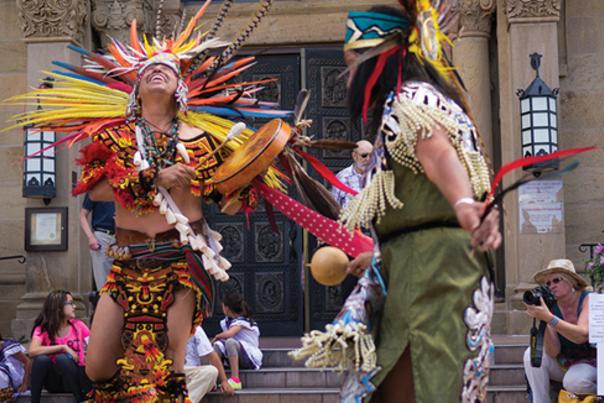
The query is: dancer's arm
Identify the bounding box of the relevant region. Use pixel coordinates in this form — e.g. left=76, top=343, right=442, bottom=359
left=416, top=125, right=501, bottom=251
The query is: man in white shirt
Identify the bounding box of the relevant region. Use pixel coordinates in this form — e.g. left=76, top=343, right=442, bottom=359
left=330, top=140, right=374, bottom=208
left=185, top=326, right=234, bottom=402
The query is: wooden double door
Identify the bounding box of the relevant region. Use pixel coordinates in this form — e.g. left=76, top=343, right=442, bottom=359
left=202, top=48, right=363, bottom=337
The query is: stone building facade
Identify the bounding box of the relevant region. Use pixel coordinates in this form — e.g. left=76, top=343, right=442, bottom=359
left=0, top=0, right=602, bottom=338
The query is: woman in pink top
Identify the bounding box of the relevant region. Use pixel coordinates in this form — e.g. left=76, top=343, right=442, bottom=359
left=28, top=290, right=91, bottom=403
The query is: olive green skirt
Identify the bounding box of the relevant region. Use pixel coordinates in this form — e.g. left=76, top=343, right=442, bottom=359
left=368, top=227, right=494, bottom=403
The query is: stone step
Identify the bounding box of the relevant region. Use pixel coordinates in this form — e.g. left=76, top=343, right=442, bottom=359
left=206, top=388, right=339, bottom=403
left=486, top=386, right=529, bottom=403
left=237, top=363, right=525, bottom=388
left=240, top=367, right=341, bottom=388
left=489, top=364, right=525, bottom=386
left=494, top=344, right=527, bottom=365
left=264, top=344, right=528, bottom=368
left=15, top=385, right=529, bottom=403
left=205, top=386, right=529, bottom=403
left=16, top=393, right=70, bottom=403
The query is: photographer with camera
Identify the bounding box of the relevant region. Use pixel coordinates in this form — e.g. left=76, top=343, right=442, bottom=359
left=523, top=259, right=596, bottom=402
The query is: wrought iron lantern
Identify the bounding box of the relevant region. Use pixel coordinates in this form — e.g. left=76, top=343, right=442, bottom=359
left=23, top=80, right=56, bottom=204
left=517, top=53, right=560, bottom=171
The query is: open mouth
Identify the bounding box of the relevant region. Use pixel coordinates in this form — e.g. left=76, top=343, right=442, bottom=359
left=148, top=73, right=167, bottom=83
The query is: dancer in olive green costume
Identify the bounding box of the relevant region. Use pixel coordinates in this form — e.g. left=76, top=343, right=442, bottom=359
left=340, top=2, right=502, bottom=402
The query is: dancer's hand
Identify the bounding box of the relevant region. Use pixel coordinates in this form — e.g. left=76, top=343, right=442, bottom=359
left=454, top=201, right=502, bottom=251
left=347, top=251, right=373, bottom=277
left=157, top=163, right=196, bottom=189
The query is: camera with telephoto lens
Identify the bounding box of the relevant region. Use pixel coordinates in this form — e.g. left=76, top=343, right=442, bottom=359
left=523, top=285, right=556, bottom=308
left=524, top=285, right=557, bottom=368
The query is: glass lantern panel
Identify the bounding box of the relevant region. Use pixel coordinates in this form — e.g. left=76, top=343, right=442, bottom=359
left=521, top=114, right=531, bottom=129
left=43, top=173, right=55, bottom=186
left=43, top=131, right=55, bottom=142
left=26, top=174, right=39, bottom=185
left=27, top=142, right=40, bottom=155
left=532, top=112, right=549, bottom=127
left=550, top=113, right=557, bottom=129
left=43, top=147, right=55, bottom=157
left=522, top=130, right=532, bottom=146
left=523, top=146, right=533, bottom=158
left=549, top=97, right=557, bottom=112
left=27, top=131, right=41, bottom=141
left=534, top=128, right=550, bottom=143
left=26, top=158, right=41, bottom=172
left=521, top=98, right=531, bottom=114
left=535, top=145, right=551, bottom=156
left=532, top=97, right=548, bottom=111
left=43, top=159, right=55, bottom=172
left=551, top=129, right=558, bottom=145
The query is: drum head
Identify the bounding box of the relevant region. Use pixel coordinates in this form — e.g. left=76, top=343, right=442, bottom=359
left=214, top=119, right=291, bottom=195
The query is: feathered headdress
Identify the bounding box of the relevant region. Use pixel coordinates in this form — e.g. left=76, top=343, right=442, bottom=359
left=3, top=0, right=289, bottom=158
left=344, top=0, right=460, bottom=122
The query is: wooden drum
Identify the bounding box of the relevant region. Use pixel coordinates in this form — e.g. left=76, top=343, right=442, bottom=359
left=213, top=118, right=292, bottom=196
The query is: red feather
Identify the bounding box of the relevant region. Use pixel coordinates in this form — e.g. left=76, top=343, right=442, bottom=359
left=363, top=46, right=400, bottom=123
left=292, top=148, right=358, bottom=196
left=488, top=146, right=596, bottom=200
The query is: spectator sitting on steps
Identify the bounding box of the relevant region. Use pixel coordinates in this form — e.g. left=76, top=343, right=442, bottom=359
left=185, top=325, right=234, bottom=402
left=28, top=290, right=92, bottom=403
left=523, top=259, right=596, bottom=403
left=212, top=292, right=262, bottom=391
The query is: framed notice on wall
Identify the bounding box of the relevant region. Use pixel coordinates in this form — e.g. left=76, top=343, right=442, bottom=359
left=518, top=180, right=564, bottom=234
left=25, top=207, right=68, bottom=251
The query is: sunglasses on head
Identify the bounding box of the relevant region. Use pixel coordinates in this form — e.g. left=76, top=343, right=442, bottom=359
left=545, top=277, right=564, bottom=287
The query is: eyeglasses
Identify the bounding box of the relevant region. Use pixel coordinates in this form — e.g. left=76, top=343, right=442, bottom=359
left=64, top=301, right=76, bottom=306
left=545, top=277, right=564, bottom=287
left=355, top=152, right=370, bottom=158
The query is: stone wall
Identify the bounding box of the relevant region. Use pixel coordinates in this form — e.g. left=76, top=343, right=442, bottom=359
left=0, top=0, right=28, bottom=337
left=559, top=0, right=604, bottom=268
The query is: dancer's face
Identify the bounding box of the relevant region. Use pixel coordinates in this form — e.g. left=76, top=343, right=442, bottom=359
left=138, top=63, right=179, bottom=102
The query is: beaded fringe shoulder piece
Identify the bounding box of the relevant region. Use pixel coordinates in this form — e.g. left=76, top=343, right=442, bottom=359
left=340, top=81, right=491, bottom=232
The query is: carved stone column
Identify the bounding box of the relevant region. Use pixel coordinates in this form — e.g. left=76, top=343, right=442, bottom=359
left=496, top=0, right=562, bottom=333
left=17, top=0, right=88, bottom=45
left=12, top=0, right=91, bottom=338
left=91, top=0, right=183, bottom=47
left=453, top=0, right=496, bottom=156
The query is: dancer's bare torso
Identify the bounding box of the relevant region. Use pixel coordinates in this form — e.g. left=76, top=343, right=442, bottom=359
left=90, top=123, right=204, bottom=238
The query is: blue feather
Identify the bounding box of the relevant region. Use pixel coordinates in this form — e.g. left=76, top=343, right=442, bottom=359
left=67, top=44, right=90, bottom=55
left=51, top=71, right=106, bottom=87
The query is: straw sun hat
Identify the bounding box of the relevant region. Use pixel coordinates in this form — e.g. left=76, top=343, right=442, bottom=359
left=532, top=259, right=589, bottom=290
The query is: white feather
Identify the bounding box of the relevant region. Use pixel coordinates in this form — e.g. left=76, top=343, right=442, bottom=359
left=176, top=142, right=190, bottom=163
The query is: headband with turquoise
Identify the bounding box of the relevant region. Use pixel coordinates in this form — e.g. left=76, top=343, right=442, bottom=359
left=344, top=11, right=410, bottom=51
